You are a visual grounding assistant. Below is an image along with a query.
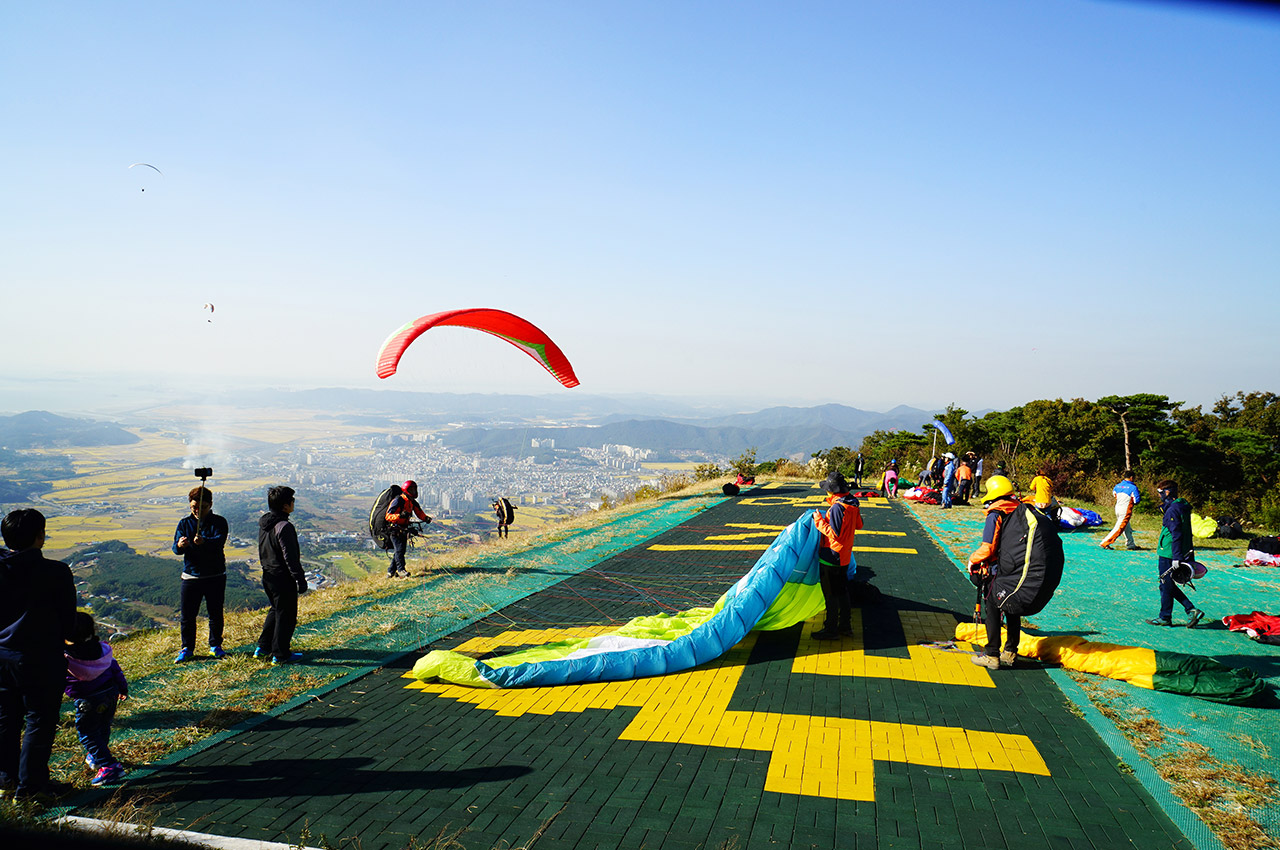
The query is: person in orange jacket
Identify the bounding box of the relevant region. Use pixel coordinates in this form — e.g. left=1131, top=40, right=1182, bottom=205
left=812, top=471, right=863, bottom=640
left=385, top=480, right=431, bottom=577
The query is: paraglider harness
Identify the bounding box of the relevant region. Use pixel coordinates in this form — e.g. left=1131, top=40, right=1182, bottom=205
left=371, top=485, right=430, bottom=551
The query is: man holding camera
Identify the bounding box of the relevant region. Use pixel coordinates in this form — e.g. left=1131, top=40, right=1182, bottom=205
left=172, top=483, right=229, bottom=663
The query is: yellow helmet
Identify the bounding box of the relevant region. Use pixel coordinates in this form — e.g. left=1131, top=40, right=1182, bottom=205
left=981, top=475, right=1015, bottom=503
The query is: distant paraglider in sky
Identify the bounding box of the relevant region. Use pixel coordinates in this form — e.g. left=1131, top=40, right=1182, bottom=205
left=202, top=303, right=214, bottom=323
left=128, top=162, right=163, bottom=191
left=376, top=308, right=580, bottom=388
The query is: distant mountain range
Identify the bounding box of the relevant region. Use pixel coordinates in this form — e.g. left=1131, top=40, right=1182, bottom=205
left=0, top=411, right=140, bottom=449
left=438, top=403, right=941, bottom=460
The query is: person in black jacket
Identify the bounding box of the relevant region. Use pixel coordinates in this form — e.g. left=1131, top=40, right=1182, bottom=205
left=0, top=509, right=77, bottom=800
left=256, top=486, right=307, bottom=665
left=172, top=485, right=229, bottom=663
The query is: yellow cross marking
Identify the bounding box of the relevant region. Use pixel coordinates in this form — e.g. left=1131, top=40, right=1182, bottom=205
left=403, top=616, right=1049, bottom=801
left=792, top=611, right=993, bottom=685
left=649, top=543, right=918, bottom=554
left=738, top=495, right=889, bottom=508
left=706, top=530, right=906, bottom=541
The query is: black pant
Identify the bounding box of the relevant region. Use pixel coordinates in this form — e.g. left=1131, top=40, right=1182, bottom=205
left=180, top=574, right=226, bottom=651
left=983, top=592, right=1020, bottom=656
left=257, top=572, right=298, bottom=659
left=819, top=561, right=851, bottom=632
left=0, top=651, right=66, bottom=793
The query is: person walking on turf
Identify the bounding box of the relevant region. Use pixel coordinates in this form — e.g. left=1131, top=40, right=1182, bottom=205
left=1100, top=470, right=1141, bottom=550
left=1147, top=480, right=1204, bottom=628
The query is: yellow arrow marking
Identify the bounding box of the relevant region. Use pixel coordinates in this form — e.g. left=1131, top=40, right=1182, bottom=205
left=404, top=616, right=1048, bottom=801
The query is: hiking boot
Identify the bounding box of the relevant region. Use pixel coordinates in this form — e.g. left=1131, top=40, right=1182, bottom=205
left=839, top=626, right=855, bottom=637
left=253, top=647, right=268, bottom=659
left=970, top=654, right=1000, bottom=670
left=812, top=629, right=841, bottom=641
left=91, top=764, right=125, bottom=786
left=999, top=650, right=1017, bottom=668
left=1146, top=617, right=1173, bottom=627
left=173, top=648, right=194, bottom=664
left=209, top=645, right=227, bottom=659
left=271, top=652, right=304, bottom=665
left=1186, top=609, right=1205, bottom=628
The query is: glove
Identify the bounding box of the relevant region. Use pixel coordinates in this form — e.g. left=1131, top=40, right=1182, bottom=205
left=296, top=578, right=308, bottom=594
left=424, top=516, right=432, bottom=524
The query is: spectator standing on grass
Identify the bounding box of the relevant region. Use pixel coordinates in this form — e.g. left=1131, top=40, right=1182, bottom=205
left=256, top=486, right=308, bottom=664
left=1147, top=480, right=1205, bottom=628
left=0, top=509, right=77, bottom=801
left=940, top=453, right=958, bottom=509
left=1100, top=470, right=1141, bottom=551
left=973, top=456, right=984, bottom=499
left=64, top=611, right=128, bottom=786
left=853, top=453, right=865, bottom=488
left=811, top=472, right=863, bottom=640
left=956, top=456, right=974, bottom=503
left=172, top=485, right=229, bottom=663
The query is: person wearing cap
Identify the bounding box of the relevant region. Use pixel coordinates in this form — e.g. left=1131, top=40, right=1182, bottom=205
left=940, top=453, right=957, bottom=509
left=1148, top=480, right=1205, bottom=628
left=811, top=471, right=863, bottom=640
left=966, top=476, right=1022, bottom=669
left=385, top=480, right=431, bottom=578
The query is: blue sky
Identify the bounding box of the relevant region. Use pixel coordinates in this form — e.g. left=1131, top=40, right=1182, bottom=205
left=2, top=1, right=1277, bottom=414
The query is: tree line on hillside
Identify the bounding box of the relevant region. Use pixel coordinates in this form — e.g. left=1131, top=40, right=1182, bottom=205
left=804, top=392, right=1279, bottom=531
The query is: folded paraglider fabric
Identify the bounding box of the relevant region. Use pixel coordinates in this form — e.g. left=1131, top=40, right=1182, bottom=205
left=412, top=512, right=827, bottom=689
left=1224, top=612, right=1280, bottom=639
left=1190, top=513, right=1219, bottom=540
left=954, top=623, right=1269, bottom=706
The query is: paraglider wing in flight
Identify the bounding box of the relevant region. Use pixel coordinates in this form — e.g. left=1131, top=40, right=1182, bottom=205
left=128, top=163, right=164, bottom=176
left=203, top=303, right=214, bottom=323
left=375, top=308, right=580, bottom=388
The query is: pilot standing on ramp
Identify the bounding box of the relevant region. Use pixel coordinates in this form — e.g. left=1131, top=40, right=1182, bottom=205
left=812, top=472, right=863, bottom=640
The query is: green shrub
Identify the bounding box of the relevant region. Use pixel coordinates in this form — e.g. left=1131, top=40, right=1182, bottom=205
left=693, top=463, right=724, bottom=481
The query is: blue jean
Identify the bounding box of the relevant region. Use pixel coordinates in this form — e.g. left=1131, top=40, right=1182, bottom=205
left=941, top=482, right=954, bottom=508
left=1158, top=556, right=1194, bottom=620
left=74, top=683, right=121, bottom=769
left=388, top=532, right=408, bottom=575
left=0, top=651, right=66, bottom=793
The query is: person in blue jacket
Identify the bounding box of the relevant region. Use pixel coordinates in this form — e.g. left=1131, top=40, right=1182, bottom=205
left=172, top=486, right=229, bottom=663
left=1100, top=470, right=1141, bottom=550
left=940, top=453, right=957, bottom=509
left=1147, top=480, right=1205, bottom=628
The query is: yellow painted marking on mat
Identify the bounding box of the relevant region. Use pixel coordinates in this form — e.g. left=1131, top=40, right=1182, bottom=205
left=403, top=613, right=1048, bottom=801
left=648, top=543, right=918, bottom=554
left=738, top=495, right=889, bottom=508
left=792, top=611, right=992, bottom=686
left=706, top=530, right=906, bottom=541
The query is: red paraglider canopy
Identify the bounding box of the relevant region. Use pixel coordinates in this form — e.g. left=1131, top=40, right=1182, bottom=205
left=375, top=308, right=579, bottom=388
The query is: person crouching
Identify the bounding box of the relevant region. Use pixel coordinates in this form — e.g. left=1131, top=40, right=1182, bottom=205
left=967, top=476, right=1022, bottom=669
left=811, top=472, right=863, bottom=640
left=64, top=612, right=128, bottom=786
